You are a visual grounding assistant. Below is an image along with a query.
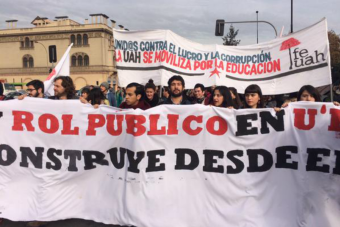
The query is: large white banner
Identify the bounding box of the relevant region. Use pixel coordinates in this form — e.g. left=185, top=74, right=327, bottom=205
left=0, top=99, right=340, bottom=227
left=113, top=18, right=331, bottom=95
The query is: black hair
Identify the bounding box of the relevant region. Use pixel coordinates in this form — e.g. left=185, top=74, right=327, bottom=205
left=297, top=85, right=321, bottom=102
left=0, top=82, right=4, bottom=96
left=27, top=80, right=44, bottom=93
left=81, top=87, right=90, bottom=95
left=244, top=84, right=264, bottom=108
left=168, top=75, right=185, bottom=87
left=145, top=79, right=156, bottom=91
left=229, top=87, right=242, bottom=109
left=209, top=86, right=233, bottom=108
left=126, top=82, right=145, bottom=99
left=87, top=87, right=105, bottom=105
left=194, top=83, right=205, bottom=91
left=54, top=76, right=76, bottom=98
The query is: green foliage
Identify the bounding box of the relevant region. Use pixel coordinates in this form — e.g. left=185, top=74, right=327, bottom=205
left=328, top=30, right=340, bottom=82
left=222, top=25, right=241, bottom=46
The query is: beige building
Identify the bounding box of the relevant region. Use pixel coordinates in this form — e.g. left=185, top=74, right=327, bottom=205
left=0, top=14, right=119, bottom=90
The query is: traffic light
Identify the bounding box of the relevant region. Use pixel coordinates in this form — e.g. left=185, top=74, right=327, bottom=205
left=215, top=20, right=225, bottom=36
left=49, top=45, right=57, bottom=63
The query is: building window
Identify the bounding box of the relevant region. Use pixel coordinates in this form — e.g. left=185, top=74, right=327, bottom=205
left=29, top=57, right=34, bottom=67
left=83, top=34, right=88, bottom=45
left=71, top=53, right=89, bottom=67
left=21, top=41, right=24, bottom=47
left=71, top=56, right=77, bottom=66
left=77, top=34, right=82, bottom=46
left=71, top=35, right=75, bottom=44
left=23, top=55, right=34, bottom=68
left=23, top=58, right=28, bottom=68
left=77, top=55, right=83, bottom=66
left=84, top=55, right=89, bottom=66
left=25, top=37, right=30, bottom=48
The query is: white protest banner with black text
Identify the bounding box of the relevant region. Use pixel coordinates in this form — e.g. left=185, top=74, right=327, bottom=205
left=0, top=99, right=340, bottom=227
left=113, top=18, right=331, bottom=94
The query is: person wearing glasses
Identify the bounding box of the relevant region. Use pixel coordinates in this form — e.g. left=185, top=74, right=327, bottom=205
left=18, top=80, right=45, bottom=100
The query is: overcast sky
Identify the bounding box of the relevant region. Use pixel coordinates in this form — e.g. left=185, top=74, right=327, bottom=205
left=0, top=0, right=339, bottom=45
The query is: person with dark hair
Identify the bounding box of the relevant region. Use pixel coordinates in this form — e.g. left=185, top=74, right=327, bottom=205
left=277, top=85, right=339, bottom=110
left=100, top=81, right=116, bottom=107
left=229, top=87, right=242, bottom=109
left=18, top=80, right=45, bottom=100
left=145, top=79, right=159, bottom=107
left=49, top=76, right=78, bottom=100
left=119, top=83, right=150, bottom=110
left=209, top=86, right=233, bottom=108
left=297, top=85, right=321, bottom=102
left=81, top=87, right=91, bottom=100
left=80, top=87, right=109, bottom=107
left=0, top=83, right=4, bottom=101
left=244, top=84, right=264, bottom=109
left=161, top=86, right=169, bottom=102
left=193, top=83, right=207, bottom=104
left=161, top=75, right=191, bottom=105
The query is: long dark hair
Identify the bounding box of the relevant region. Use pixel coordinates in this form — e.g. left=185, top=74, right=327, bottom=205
left=297, top=85, right=321, bottom=101
left=87, top=87, right=106, bottom=105
left=54, top=76, right=76, bottom=99
left=244, top=84, right=264, bottom=108
left=209, top=86, right=233, bottom=108
left=229, top=87, right=242, bottom=109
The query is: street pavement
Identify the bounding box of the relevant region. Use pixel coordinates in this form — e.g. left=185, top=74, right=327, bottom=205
left=0, top=219, right=129, bottom=227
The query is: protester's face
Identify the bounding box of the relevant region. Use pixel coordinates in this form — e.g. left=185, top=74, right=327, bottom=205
left=26, top=85, right=39, bottom=97
left=194, top=87, right=204, bottom=99
left=245, top=93, right=260, bottom=108
left=81, top=92, right=89, bottom=99
left=54, top=79, right=66, bottom=97
left=170, top=80, right=184, bottom=98
left=163, top=89, right=169, bottom=98
left=213, top=90, right=223, bottom=107
left=125, top=87, right=140, bottom=106
left=100, top=86, right=106, bottom=93
left=300, top=91, right=315, bottom=102
left=146, top=88, right=155, bottom=101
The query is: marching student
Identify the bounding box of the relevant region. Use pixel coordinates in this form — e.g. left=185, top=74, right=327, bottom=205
left=145, top=79, right=160, bottom=107
left=243, top=84, right=264, bottom=109
left=210, top=86, right=234, bottom=108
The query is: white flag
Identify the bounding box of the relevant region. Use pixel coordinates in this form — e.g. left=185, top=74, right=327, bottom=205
left=44, top=43, right=73, bottom=96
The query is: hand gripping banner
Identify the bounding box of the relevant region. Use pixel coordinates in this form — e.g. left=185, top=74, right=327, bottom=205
left=0, top=99, right=340, bottom=227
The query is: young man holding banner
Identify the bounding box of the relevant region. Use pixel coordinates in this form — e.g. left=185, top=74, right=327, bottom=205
left=160, top=75, right=191, bottom=105
left=119, top=82, right=150, bottom=110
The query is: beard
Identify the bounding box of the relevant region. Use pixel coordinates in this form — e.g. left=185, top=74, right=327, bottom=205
left=170, top=89, right=183, bottom=98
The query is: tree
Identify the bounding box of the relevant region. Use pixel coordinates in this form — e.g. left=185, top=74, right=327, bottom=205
left=222, top=25, right=241, bottom=46
left=328, top=30, right=340, bottom=82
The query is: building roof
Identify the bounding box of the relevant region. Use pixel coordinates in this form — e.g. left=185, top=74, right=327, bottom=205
left=89, top=14, right=109, bottom=19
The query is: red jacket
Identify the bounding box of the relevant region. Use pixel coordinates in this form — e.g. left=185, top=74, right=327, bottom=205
left=119, top=100, right=151, bottom=110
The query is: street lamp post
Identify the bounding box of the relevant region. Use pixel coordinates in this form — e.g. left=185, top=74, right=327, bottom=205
left=215, top=20, right=277, bottom=37
left=34, top=41, right=49, bottom=71
left=291, top=0, right=293, bottom=33
left=256, top=11, right=259, bottom=44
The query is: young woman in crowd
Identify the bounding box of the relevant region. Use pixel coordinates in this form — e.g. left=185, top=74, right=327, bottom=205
left=81, top=87, right=90, bottom=100
left=275, top=85, right=339, bottom=111
left=229, top=87, right=243, bottom=109
left=145, top=79, right=160, bottom=107
left=243, top=84, right=264, bottom=109
left=80, top=87, right=109, bottom=108
left=210, top=86, right=234, bottom=108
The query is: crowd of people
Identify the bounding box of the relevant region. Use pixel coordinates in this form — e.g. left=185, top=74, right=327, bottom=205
left=0, top=75, right=339, bottom=110
left=0, top=75, right=339, bottom=227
